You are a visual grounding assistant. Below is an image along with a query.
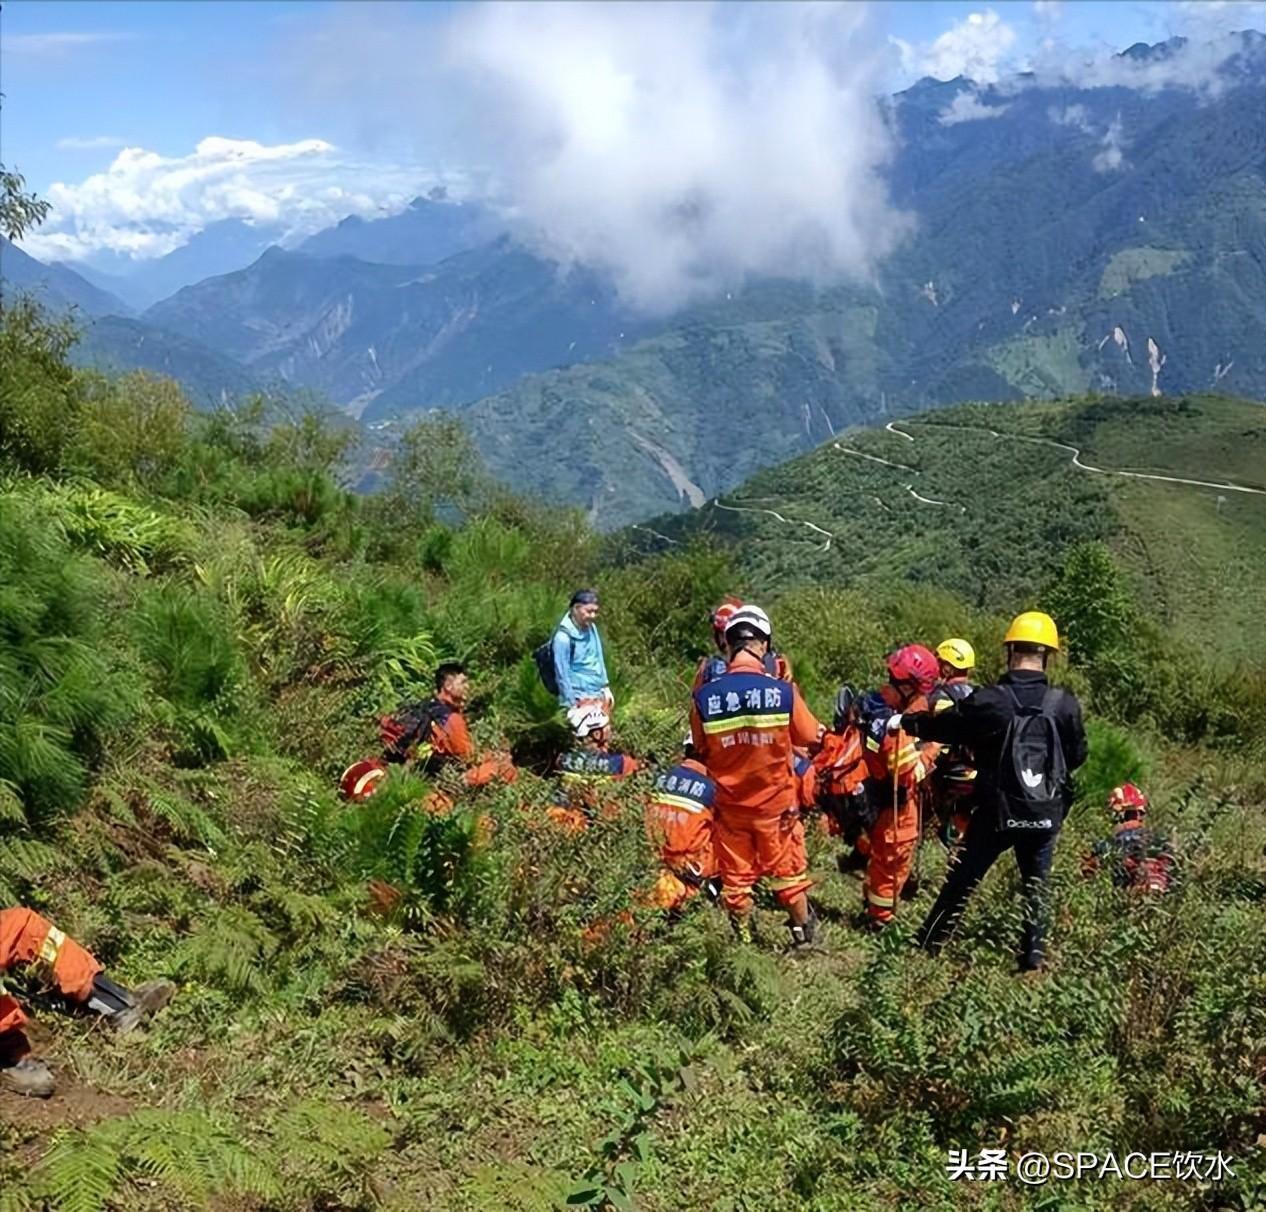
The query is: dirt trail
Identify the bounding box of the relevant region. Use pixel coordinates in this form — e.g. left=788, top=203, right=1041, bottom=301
left=904, top=421, right=1266, bottom=497
left=712, top=500, right=834, bottom=550
left=833, top=433, right=964, bottom=511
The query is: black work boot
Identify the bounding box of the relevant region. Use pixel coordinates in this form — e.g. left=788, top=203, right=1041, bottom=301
left=88, top=975, right=176, bottom=1034
left=837, top=848, right=867, bottom=877
left=0, top=1057, right=55, bottom=1099
left=108, top=980, right=176, bottom=1034
left=788, top=907, right=821, bottom=953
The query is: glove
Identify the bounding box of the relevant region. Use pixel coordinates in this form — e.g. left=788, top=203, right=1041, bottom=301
left=885, top=713, right=904, bottom=734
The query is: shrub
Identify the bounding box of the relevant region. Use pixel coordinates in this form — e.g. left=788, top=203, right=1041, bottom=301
left=0, top=494, right=140, bottom=822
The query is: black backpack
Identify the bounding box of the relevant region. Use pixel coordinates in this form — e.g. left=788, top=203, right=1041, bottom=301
left=379, top=699, right=446, bottom=764
left=995, top=686, right=1069, bottom=832
left=533, top=632, right=575, bottom=697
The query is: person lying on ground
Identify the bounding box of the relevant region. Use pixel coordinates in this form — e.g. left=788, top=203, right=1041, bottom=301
left=1, top=907, right=174, bottom=1099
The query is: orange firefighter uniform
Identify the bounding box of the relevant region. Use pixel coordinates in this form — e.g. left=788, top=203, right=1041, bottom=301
left=689, top=651, right=822, bottom=918
left=928, top=675, right=977, bottom=846
left=549, top=746, right=641, bottom=832
left=643, top=759, right=718, bottom=911
left=346, top=692, right=517, bottom=803
left=858, top=687, right=941, bottom=923
left=812, top=726, right=869, bottom=840
left=0, top=908, right=103, bottom=1060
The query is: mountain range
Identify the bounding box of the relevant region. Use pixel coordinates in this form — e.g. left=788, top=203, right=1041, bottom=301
left=5, top=30, right=1263, bottom=526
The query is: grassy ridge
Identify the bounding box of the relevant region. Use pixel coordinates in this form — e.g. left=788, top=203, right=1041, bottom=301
left=643, top=393, right=1266, bottom=659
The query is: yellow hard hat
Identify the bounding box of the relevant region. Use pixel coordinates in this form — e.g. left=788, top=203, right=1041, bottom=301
left=936, top=638, right=976, bottom=670
left=1004, top=611, right=1060, bottom=651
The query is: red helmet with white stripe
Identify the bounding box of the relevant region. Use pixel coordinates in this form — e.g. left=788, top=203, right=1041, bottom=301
left=340, top=759, right=387, bottom=802
left=1107, top=782, right=1148, bottom=817
left=710, top=598, right=743, bottom=646
left=886, top=644, right=939, bottom=695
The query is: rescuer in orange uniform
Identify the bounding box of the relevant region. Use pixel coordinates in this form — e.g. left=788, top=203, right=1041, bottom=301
left=813, top=685, right=872, bottom=871
left=340, top=662, right=517, bottom=803
left=643, top=749, right=720, bottom=913
left=548, top=704, right=641, bottom=832
left=1, top=908, right=174, bottom=1098
left=856, top=645, right=942, bottom=926
left=689, top=605, right=824, bottom=948
left=695, top=600, right=795, bottom=691
left=928, top=639, right=979, bottom=848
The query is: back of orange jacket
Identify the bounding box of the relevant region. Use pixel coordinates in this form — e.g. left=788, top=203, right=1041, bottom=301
left=690, top=651, right=821, bottom=813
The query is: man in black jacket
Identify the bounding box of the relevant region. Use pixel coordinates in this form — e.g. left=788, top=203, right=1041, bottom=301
left=890, top=612, right=1088, bottom=972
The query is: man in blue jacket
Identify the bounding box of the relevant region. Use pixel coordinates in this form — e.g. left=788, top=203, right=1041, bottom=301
left=553, top=588, right=613, bottom=718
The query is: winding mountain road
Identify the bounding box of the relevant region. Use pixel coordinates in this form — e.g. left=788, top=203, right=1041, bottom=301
left=696, top=411, right=1264, bottom=555
left=903, top=421, right=1266, bottom=497
left=712, top=500, right=834, bottom=550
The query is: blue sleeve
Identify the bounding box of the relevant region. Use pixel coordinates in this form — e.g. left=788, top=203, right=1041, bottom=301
left=552, top=629, right=576, bottom=705
left=594, top=625, right=609, bottom=686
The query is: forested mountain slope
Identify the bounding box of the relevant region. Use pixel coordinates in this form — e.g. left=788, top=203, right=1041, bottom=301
left=637, top=393, right=1266, bottom=660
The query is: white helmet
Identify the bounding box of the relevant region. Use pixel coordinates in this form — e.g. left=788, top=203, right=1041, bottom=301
left=567, top=704, right=611, bottom=739
left=725, top=604, right=772, bottom=641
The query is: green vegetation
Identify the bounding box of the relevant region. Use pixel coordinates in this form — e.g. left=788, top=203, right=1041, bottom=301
left=1099, top=248, right=1191, bottom=299
left=1, top=292, right=1265, bottom=1211
left=649, top=393, right=1266, bottom=663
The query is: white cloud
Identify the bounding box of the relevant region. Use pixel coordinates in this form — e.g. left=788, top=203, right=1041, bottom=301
left=1048, top=103, right=1093, bottom=133
left=1092, top=115, right=1129, bottom=172
left=292, top=0, right=909, bottom=314
left=20, top=136, right=434, bottom=263
left=1018, top=28, right=1259, bottom=97
left=1032, top=0, right=1063, bottom=18
left=891, top=8, right=1018, bottom=85
left=55, top=135, right=128, bottom=151
left=937, top=90, right=1012, bottom=124
left=1048, top=104, right=1131, bottom=173
left=2, top=31, right=136, bottom=56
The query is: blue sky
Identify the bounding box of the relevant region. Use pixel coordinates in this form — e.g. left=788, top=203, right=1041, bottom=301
left=3, top=0, right=1262, bottom=267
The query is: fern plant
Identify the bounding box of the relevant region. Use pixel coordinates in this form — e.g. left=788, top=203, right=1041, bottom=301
left=0, top=493, right=141, bottom=823
left=25, top=1109, right=277, bottom=1212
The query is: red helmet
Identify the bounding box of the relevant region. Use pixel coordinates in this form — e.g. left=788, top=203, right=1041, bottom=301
left=340, top=759, right=387, bottom=803
left=710, top=598, right=743, bottom=643
left=886, top=645, right=939, bottom=695
left=1107, top=783, right=1148, bottom=816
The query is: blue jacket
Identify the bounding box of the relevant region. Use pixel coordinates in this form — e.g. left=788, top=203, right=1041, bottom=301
left=553, top=612, right=609, bottom=706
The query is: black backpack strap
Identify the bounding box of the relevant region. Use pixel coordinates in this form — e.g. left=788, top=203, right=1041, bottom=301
left=1039, top=686, right=1064, bottom=715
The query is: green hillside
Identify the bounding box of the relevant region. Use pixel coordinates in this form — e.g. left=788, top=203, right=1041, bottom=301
left=3, top=290, right=1266, bottom=1210
left=639, top=394, right=1266, bottom=661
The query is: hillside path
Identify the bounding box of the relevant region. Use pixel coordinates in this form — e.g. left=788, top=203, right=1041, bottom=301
left=713, top=500, right=834, bottom=549
left=898, top=421, right=1266, bottom=497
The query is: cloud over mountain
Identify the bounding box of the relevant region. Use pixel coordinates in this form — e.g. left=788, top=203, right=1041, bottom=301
left=294, top=0, right=909, bottom=314
left=21, top=137, right=428, bottom=264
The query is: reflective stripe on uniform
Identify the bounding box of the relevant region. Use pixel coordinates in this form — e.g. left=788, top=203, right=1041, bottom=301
left=39, top=926, right=66, bottom=966
left=700, top=712, right=791, bottom=734
left=865, top=888, right=896, bottom=908
left=654, top=794, right=707, bottom=814
left=768, top=873, right=809, bottom=892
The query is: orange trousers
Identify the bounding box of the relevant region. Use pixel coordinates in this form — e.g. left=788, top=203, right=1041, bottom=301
left=462, top=752, right=519, bottom=788
left=863, top=803, right=920, bottom=923
left=1, top=908, right=103, bottom=1057
left=713, top=803, right=811, bottom=917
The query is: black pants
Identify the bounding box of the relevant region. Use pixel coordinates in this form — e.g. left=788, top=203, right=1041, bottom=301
left=915, top=818, right=1059, bottom=970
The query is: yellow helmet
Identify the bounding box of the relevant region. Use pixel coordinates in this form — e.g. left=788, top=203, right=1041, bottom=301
left=936, top=638, right=976, bottom=670
left=1004, top=611, right=1060, bottom=651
